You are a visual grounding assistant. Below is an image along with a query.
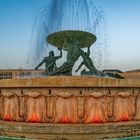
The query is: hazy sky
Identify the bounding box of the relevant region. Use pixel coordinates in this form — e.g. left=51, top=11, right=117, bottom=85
left=0, top=0, right=140, bottom=71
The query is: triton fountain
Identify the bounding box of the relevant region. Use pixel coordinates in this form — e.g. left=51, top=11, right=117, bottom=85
left=0, top=0, right=140, bottom=140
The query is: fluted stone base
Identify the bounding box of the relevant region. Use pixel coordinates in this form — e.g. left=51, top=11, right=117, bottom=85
left=0, top=121, right=140, bottom=139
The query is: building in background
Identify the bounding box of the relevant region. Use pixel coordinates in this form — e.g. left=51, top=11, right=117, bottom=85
left=0, top=69, right=43, bottom=79
left=121, top=69, right=140, bottom=79
left=0, top=69, right=140, bottom=79
left=103, top=69, right=140, bottom=79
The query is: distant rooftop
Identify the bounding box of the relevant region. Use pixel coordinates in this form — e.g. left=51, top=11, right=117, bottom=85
left=125, top=69, right=140, bottom=73
left=0, top=69, right=43, bottom=71
left=103, top=69, right=123, bottom=73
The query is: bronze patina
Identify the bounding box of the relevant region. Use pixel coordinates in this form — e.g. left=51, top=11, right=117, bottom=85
left=35, top=30, right=124, bottom=79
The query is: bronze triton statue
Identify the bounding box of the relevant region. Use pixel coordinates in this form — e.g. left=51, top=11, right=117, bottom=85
left=46, top=30, right=99, bottom=76
left=75, top=46, right=99, bottom=75
left=35, top=30, right=124, bottom=79
left=35, top=48, right=62, bottom=75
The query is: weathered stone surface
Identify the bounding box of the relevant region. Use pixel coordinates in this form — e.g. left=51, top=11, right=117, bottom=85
left=0, top=76, right=140, bottom=88
left=0, top=87, right=139, bottom=123
left=0, top=77, right=140, bottom=139
left=0, top=121, right=140, bottom=139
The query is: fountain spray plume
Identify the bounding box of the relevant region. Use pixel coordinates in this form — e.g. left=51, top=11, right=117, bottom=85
left=28, top=0, right=109, bottom=71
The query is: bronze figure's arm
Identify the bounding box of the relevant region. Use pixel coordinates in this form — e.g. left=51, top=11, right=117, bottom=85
left=35, top=57, right=47, bottom=70
left=55, top=48, right=62, bottom=60
left=87, top=46, right=90, bottom=56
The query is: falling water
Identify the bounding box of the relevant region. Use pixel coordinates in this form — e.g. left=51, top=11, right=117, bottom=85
left=28, top=0, right=109, bottom=72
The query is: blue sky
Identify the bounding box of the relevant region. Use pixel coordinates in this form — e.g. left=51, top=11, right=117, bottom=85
left=0, top=0, right=140, bottom=71
left=95, top=0, right=140, bottom=71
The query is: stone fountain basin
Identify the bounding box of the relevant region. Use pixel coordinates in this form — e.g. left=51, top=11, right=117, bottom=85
left=0, top=76, right=140, bottom=139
